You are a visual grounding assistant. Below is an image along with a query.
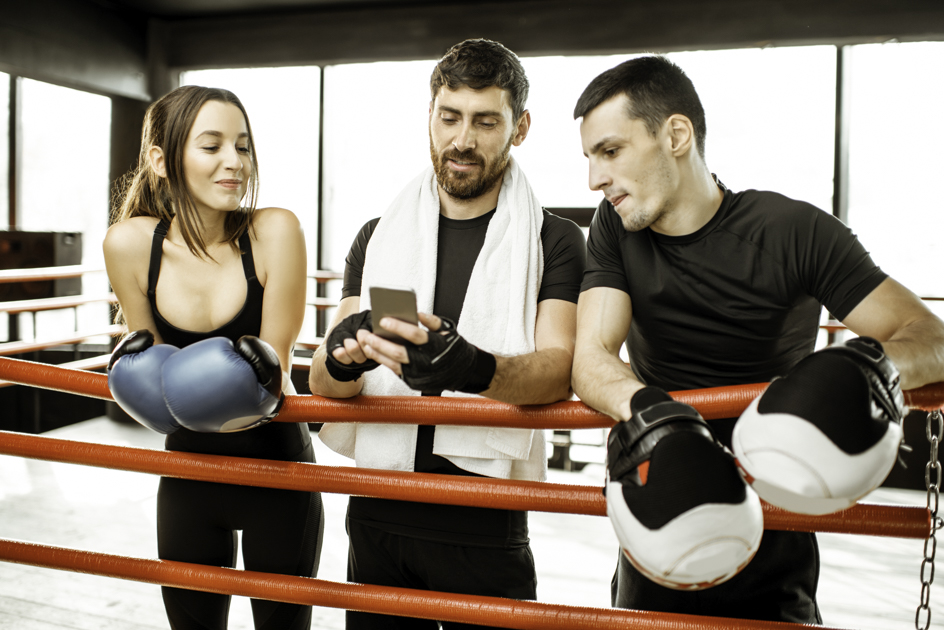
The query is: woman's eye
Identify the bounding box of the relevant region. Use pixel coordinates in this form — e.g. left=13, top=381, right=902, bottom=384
left=202, top=146, right=219, bottom=152
left=237, top=146, right=250, bottom=154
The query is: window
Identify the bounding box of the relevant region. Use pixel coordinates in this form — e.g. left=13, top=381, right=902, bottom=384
left=0, top=74, right=7, bottom=340
left=515, top=47, right=837, bottom=214
left=845, top=41, right=944, bottom=319
left=18, top=79, right=111, bottom=339
left=181, top=66, right=323, bottom=340
left=667, top=47, right=836, bottom=212
left=0, top=73, right=8, bottom=228
left=321, top=47, right=837, bottom=271
left=320, top=60, right=433, bottom=278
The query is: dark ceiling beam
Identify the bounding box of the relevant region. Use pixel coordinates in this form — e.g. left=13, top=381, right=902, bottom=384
left=0, top=0, right=150, bottom=100
left=160, top=0, right=944, bottom=70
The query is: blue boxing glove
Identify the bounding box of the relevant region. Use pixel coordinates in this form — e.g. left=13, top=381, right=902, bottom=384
left=161, top=336, right=284, bottom=433
left=107, top=330, right=181, bottom=434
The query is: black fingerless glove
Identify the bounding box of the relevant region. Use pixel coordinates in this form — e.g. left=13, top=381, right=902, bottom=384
left=401, top=316, right=497, bottom=394
left=324, top=310, right=379, bottom=382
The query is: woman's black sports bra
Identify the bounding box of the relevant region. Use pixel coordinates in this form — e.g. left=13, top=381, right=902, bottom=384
left=146, top=218, right=310, bottom=460
left=147, top=219, right=264, bottom=348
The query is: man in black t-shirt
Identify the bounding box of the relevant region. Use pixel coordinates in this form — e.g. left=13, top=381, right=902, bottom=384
left=571, top=56, right=944, bottom=622
left=309, top=39, right=585, bottom=630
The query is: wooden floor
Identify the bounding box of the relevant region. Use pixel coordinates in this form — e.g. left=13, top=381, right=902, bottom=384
left=0, top=417, right=937, bottom=629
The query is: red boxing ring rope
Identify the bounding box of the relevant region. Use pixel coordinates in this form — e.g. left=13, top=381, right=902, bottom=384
left=0, top=430, right=929, bottom=539
left=0, top=538, right=854, bottom=630
left=0, top=354, right=938, bottom=628
left=1, top=357, right=942, bottom=429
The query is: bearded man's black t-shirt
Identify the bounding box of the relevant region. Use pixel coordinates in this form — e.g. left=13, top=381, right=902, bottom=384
left=341, top=208, right=586, bottom=547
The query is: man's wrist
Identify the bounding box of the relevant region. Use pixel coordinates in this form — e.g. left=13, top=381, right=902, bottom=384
left=325, top=356, right=367, bottom=382
left=456, top=347, right=497, bottom=394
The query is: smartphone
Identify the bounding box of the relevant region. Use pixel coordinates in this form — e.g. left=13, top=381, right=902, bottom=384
left=369, top=286, right=418, bottom=344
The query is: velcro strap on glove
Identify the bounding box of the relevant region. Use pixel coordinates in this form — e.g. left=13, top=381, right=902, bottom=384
left=325, top=309, right=379, bottom=382
left=402, top=316, right=496, bottom=394
left=820, top=336, right=904, bottom=425
left=607, top=386, right=713, bottom=483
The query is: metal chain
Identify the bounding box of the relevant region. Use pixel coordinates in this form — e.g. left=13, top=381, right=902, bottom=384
left=916, top=409, right=942, bottom=630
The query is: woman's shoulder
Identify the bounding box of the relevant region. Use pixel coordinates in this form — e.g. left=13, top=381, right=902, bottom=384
left=104, top=216, right=160, bottom=258
left=250, top=208, right=305, bottom=256
left=251, top=207, right=302, bottom=236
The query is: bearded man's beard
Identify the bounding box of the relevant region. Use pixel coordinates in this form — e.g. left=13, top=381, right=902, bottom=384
left=429, top=134, right=513, bottom=200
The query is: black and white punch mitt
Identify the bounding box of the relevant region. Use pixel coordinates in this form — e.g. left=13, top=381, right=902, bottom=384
left=732, top=337, right=904, bottom=516
left=607, top=387, right=764, bottom=590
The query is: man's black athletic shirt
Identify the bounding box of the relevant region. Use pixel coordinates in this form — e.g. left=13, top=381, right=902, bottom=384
left=581, top=180, right=887, bottom=622
left=583, top=181, right=886, bottom=392
left=341, top=208, right=586, bottom=547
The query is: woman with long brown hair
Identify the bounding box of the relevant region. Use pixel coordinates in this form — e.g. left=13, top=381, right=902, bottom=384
left=104, top=85, right=322, bottom=629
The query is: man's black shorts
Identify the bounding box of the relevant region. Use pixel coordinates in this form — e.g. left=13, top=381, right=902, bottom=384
left=613, top=529, right=822, bottom=623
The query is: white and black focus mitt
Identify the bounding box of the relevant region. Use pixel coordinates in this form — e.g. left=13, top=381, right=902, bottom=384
left=606, top=386, right=764, bottom=590
left=733, top=336, right=905, bottom=515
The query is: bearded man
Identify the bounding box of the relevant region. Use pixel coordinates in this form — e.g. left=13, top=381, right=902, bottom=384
left=310, top=38, right=586, bottom=630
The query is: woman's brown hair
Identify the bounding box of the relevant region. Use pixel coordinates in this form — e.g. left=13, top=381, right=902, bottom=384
left=111, top=85, right=260, bottom=258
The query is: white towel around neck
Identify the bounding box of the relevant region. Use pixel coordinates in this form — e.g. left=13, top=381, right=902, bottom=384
left=318, top=156, right=547, bottom=481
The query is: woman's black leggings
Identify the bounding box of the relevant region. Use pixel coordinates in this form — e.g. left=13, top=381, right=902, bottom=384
left=157, top=443, right=324, bottom=630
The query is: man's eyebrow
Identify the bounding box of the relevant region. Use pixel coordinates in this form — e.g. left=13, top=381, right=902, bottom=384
left=437, top=105, right=505, bottom=119
left=588, top=136, right=621, bottom=155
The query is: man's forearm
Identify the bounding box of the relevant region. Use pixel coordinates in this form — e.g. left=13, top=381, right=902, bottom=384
left=308, top=346, right=364, bottom=398
left=571, top=347, right=645, bottom=422
left=482, top=347, right=573, bottom=405
left=883, top=317, right=944, bottom=390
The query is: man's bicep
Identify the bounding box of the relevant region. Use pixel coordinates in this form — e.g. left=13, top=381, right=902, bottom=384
left=534, top=299, right=577, bottom=354
left=582, top=201, right=630, bottom=294
left=575, top=287, right=631, bottom=357
left=799, top=208, right=886, bottom=320
left=340, top=218, right=380, bottom=300
left=842, top=277, right=935, bottom=341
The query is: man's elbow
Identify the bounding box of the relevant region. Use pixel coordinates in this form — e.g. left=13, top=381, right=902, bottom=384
left=543, top=372, right=573, bottom=404
left=307, top=359, right=329, bottom=396
left=570, top=345, right=599, bottom=398
left=542, top=347, right=575, bottom=404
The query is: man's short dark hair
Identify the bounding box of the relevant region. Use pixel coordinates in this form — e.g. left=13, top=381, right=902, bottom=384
left=574, top=56, right=707, bottom=159
left=430, top=38, right=529, bottom=122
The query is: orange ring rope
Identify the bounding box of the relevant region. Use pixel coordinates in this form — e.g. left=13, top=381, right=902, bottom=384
left=0, top=352, right=934, bottom=627
left=1, top=357, right=942, bottom=428
left=0, top=430, right=928, bottom=539
left=0, top=537, right=850, bottom=630
left=0, top=326, right=124, bottom=357
left=0, top=265, right=104, bottom=283
left=0, top=293, right=118, bottom=314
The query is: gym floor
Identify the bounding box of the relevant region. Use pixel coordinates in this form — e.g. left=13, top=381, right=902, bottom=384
left=0, top=417, right=932, bottom=629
